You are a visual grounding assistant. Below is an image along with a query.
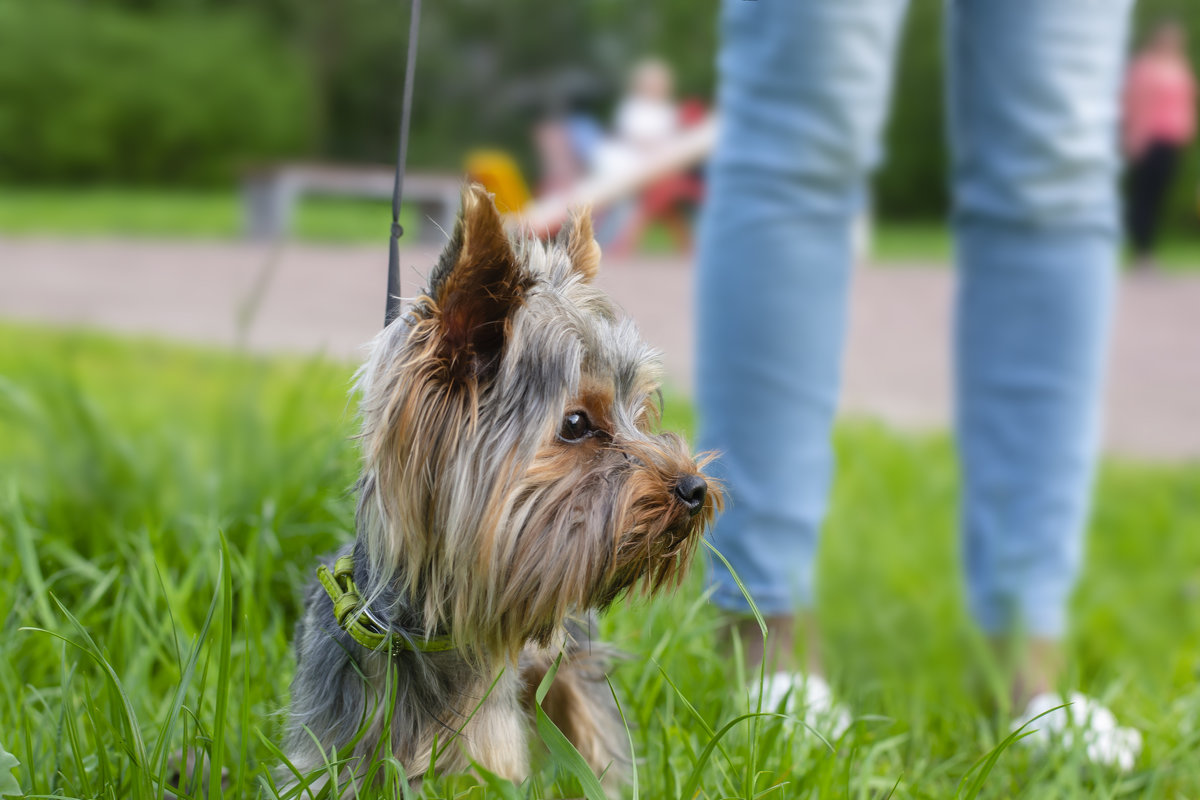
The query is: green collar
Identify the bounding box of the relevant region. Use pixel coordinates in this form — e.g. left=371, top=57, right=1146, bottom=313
left=316, top=555, right=455, bottom=655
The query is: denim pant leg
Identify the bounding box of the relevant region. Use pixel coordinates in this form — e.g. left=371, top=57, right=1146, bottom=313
left=698, top=0, right=908, bottom=615
left=948, top=0, right=1133, bottom=636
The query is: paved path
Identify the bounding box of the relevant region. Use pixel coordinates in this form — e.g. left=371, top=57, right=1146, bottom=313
left=2, top=237, right=1197, bottom=462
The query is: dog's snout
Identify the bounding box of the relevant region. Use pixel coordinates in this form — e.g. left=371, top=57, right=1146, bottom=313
left=674, top=474, right=707, bottom=517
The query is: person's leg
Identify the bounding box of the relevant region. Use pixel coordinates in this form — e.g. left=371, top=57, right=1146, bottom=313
left=947, top=0, right=1133, bottom=690
left=1132, top=142, right=1180, bottom=265
left=1126, top=151, right=1156, bottom=259
left=697, top=0, right=908, bottom=672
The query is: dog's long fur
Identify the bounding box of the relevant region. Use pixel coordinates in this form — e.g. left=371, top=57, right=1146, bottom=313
left=284, top=185, right=717, bottom=790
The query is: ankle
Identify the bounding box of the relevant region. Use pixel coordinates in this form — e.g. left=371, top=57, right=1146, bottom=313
left=991, top=635, right=1063, bottom=709
left=723, top=612, right=823, bottom=677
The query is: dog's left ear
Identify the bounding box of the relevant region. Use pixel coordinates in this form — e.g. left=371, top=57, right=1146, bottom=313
left=556, top=207, right=601, bottom=283
left=427, top=184, right=529, bottom=380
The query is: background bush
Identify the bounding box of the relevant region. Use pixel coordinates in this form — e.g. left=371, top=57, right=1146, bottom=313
left=0, top=0, right=313, bottom=185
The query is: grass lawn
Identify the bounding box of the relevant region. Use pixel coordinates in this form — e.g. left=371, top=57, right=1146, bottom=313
left=3, top=187, right=1199, bottom=269
left=0, top=187, right=421, bottom=243
left=2, top=323, right=1200, bottom=798
left=870, top=220, right=1200, bottom=270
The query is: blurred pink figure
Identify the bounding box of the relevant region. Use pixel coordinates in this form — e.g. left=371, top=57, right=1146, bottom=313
left=1123, top=20, right=1196, bottom=269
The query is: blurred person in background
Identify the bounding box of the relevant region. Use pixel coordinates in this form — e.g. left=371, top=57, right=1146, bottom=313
left=534, top=117, right=588, bottom=194
left=593, top=58, right=681, bottom=246
left=533, top=84, right=608, bottom=195
left=1124, top=19, right=1196, bottom=271
left=696, top=0, right=1141, bottom=767
left=606, top=58, right=680, bottom=164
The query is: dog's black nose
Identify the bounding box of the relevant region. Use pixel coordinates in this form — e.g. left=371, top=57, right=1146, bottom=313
left=674, top=474, right=707, bottom=516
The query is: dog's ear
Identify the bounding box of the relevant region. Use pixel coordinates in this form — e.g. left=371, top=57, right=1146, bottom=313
left=556, top=207, right=601, bottom=283
left=426, top=184, right=529, bottom=380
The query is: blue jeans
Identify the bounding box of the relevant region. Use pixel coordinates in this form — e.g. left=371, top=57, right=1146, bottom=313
left=697, top=0, right=1132, bottom=637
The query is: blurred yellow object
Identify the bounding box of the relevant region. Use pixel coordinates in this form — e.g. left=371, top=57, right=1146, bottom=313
left=465, top=150, right=531, bottom=213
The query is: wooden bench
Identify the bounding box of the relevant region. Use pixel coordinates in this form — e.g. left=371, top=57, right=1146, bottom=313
left=242, top=163, right=461, bottom=243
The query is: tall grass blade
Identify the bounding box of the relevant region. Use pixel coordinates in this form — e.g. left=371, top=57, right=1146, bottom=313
left=533, top=652, right=608, bottom=800
left=7, top=489, right=55, bottom=629
left=149, top=547, right=222, bottom=794
left=208, top=534, right=233, bottom=800
left=955, top=706, right=1058, bottom=799
left=36, top=595, right=150, bottom=793
left=679, top=712, right=785, bottom=800
left=606, top=676, right=638, bottom=800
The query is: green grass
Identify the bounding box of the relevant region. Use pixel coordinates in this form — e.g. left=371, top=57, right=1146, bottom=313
left=872, top=222, right=955, bottom=263
left=872, top=221, right=1200, bottom=270
left=2, top=322, right=1200, bottom=798
left=5, top=187, right=1199, bottom=269
left=0, top=187, right=421, bottom=243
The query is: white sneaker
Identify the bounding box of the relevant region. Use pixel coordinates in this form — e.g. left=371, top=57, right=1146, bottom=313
left=750, top=671, right=852, bottom=740
left=1012, top=691, right=1142, bottom=771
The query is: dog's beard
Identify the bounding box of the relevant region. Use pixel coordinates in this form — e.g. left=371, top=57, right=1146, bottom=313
left=479, top=432, right=717, bottom=651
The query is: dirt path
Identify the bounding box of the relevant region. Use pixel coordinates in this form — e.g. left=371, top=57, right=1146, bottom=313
left=2, top=236, right=1197, bottom=462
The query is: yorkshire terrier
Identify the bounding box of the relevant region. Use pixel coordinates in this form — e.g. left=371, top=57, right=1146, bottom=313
left=284, top=185, right=718, bottom=792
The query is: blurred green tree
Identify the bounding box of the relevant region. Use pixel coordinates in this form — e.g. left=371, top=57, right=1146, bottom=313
left=0, top=0, right=312, bottom=185
left=37, top=0, right=718, bottom=184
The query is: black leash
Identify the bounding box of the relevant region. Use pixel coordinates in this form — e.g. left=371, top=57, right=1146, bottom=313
left=385, top=0, right=423, bottom=328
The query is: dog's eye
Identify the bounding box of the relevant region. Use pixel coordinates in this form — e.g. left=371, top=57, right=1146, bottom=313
left=559, top=411, right=592, bottom=442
